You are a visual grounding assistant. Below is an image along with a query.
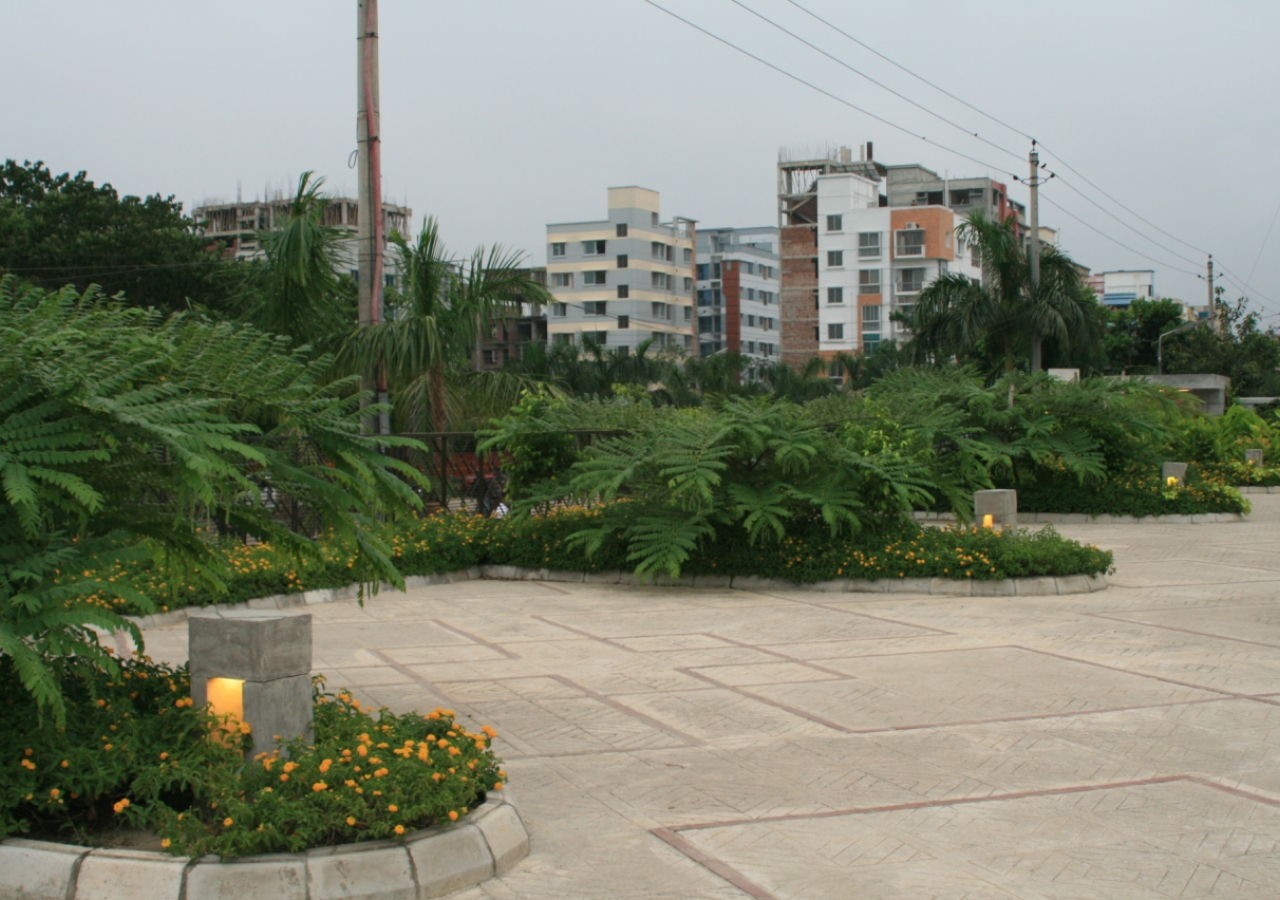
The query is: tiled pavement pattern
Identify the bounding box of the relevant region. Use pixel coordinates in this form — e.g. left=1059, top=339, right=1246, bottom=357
left=142, top=496, right=1280, bottom=898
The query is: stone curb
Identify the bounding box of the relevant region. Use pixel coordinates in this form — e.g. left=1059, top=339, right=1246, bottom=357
left=124, top=567, right=1107, bottom=632
left=0, top=791, right=527, bottom=900
left=1237, top=485, right=1280, bottom=494
left=911, top=510, right=1248, bottom=525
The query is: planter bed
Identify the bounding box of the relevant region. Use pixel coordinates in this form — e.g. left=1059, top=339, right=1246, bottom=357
left=0, top=789, right=527, bottom=900
left=123, top=567, right=1108, bottom=633
left=913, top=511, right=1248, bottom=526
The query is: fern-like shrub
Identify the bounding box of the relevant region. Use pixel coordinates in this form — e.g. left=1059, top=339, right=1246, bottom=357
left=0, top=654, right=502, bottom=857
left=1012, top=465, right=1248, bottom=516
left=0, top=277, right=427, bottom=719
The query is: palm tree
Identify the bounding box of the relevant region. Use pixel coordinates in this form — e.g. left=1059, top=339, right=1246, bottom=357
left=341, top=217, right=550, bottom=432
left=238, top=172, right=352, bottom=349
left=902, top=211, right=1100, bottom=374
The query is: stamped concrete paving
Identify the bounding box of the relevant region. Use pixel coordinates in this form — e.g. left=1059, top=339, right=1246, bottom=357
left=143, top=496, right=1280, bottom=898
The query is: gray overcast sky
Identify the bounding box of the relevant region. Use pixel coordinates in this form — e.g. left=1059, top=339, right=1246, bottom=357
left=4, top=1, right=1279, bottom=315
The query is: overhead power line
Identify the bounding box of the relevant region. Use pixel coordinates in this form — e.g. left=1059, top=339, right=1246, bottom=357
left=1245, top=193, right=1280, bottom=287
left=1037, top=194, right=1202, bottom=279
left=638, top=0, right=1017, bottom=178
left=779, top=0, right=1215, bottom=268
left=726, top=0, right=1025, bottom=165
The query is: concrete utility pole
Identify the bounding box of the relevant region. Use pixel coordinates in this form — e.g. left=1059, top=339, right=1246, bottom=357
left=357, top=0, right=386, bottom=433
left=1206, top=254, right=1216, bottom=332
left=1028, top=142, right=1043, bottom=372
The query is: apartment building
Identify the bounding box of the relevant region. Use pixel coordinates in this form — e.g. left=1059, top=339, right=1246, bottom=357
left=884, top=164, right=1024, bottom=229
left=194, top=194, right=412, bottom=282
left=816, top=172, right=982, bottom=361
left=695, top=226, right=780, bottom=364
left=476, top=268, right=549, bottom=371
left=545, top=187, right=695, bottom=353
left=1086, top=270, right=1156, bottom=307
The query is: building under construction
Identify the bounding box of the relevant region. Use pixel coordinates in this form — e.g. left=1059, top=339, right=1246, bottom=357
left=193, top=193, right=412, bottom=269
left=777, top=143, right=885, bottom=367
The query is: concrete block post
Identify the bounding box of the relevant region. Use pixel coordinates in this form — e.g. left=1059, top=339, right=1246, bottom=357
left=1162, top=462, right=1188, bottom=487
left=1245, top=448, right=1264, bottom=466
left=189, top=612, right=313, bottom=758
left=974, top=489, right=1017, bottom=528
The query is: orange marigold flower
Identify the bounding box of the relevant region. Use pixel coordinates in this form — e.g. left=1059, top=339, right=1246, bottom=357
left=50, top=789, right=62, bottom=799
left=448, top=811, right=459, bottom=821
left=312, top=782, right=328, bottom=792
left=356, top=745, right=368, bottom=757
left=20, top=759, right=35, bottom=770
left=60, top=760, right=69, bottom=768
left=388, top=804, right=398, bottom=813
left=161, top=839, right=171, bottom=849
left=319, top=759, right=333, bottom=774
left=447, top=747, right=461, bottom=757
left=223, top=817, right=233, bottom=827
left=280, top=774, right=289, bottom=782
left=283, top=761, right=299, bottom=773
left=159, top=752, right=169, bottom=761
left=493, top=781, right=503, bottom=790
left=346, top=816, right=357, bottom=826
left=374, top=768, right=389, bottom=778
left=394, top=824, right=405, bottom=835
left=112, top=798, right=130, bottom=813
left=238, top=721, right=252, bottom=735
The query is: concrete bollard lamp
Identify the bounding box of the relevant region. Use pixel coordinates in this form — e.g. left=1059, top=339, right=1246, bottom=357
left=974, top=489, right=1017, bottom=528
left=188, top=612, right=314, bottom=758
left=1162, top=462, right=1188, bottom=487
left=1246, top=449, right=1264, bottom=466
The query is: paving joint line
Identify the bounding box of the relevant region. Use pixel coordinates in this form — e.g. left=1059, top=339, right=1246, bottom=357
left=431, top=618, right=522, bottom=659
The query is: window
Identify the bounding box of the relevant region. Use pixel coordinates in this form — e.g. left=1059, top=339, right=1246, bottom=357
left=617, top=254, right=628, bottom=268
left=828, top=323, right=844, bottom=340
left=651, top=242, right=667, bottom=259
left=482, top=349, right=498, bottom=365
left=829, top=360, right=843, bottom=381
left=652, top=302, right=669, bottom=319
left=896, top=229, right=925, bottom=256
left=858, top=232, right=881, bottom=258
left=747, top=341, right=756, bottom=353
left=746, top=314, right=756, bottom=327
left=618, top=315, right=629, bottom=329
left=859, top=269, right=881, bottom=294
left=862, top=304, right=881, bottom=325
left=745, top=288, right=755, bottom=300
left=583, top=240, right=606, bottom=255
left=763, top=342, right=773, bottom=357
left=616, top=345, right=630, bottom=357
left=826, top=214, right=843, bottom=232
left=651, top=212, right=659, bottom=226
left=828, top=250, right=844, bottom=267
left=914, top=190, right=944, bottom=206
left=713, top=262, right=722, bottom=278
left=684, top=306, right=691, bottom=321
left=553, top=333, right=573, bottom=346
left=744, top=262, right=755, bottom=275
left=683, top=248, right=692, bottom=263
left=863, top=337, right=881, bottom=353
left=617, top=284, right=629, bottom=298
left=814, top=327, right=820, bottom=341
left=949, top=188, right=983, bottom=208
left=583, top=270, right=607, bottom=285
left=683, top=277, right=692, bottom=291
left=762, top=317, right=773, bottom=331
left=761, top=265, right=773, bottom=279
left=584, top=301, right=607, bottom=316
left=616, top=223, right=628, bottom=237
left=550, top=242, right=566, bottom=257
left=651, top=271, right=667, bottom=288
left=827, top=286, right=844, bottom=305
left=552, top=303, right=567, bottom=317
left=552, top=272, right=573, bottom=288
left=585, top=330, right=608, bottom=345
left=898, top=267, right=926, bottom=294
left=696, top=263, right=710, bottom=280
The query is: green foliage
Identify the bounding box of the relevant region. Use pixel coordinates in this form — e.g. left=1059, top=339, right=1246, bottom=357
left=1014, top=465, right=1248, bottom=516
left=0, top=655, right=502, bottom=858
left=476, top=388, right=583, bottom=503
left=0, top=160, right=231, bottom=315
left=0, top=278, right=427, bottom=719
left=235, top=172, right=355, bottom=349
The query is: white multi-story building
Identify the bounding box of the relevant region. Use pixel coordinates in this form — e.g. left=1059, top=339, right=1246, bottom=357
left=545, top=187, right=694, bottom=353
left=1085, top=270, right=1156, bottom=307
left=816, top=172, right=982, bottom=360
left=695, top=226, right=780, bottom=365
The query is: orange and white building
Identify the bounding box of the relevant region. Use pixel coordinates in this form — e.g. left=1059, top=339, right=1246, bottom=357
left=815, top=172, right=983, bottom=359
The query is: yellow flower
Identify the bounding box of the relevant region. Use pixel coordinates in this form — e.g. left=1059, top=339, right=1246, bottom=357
left=112, top=798, right=129, bottom=813
left=448, top=811, right=459, bottom=821
left=388, top=804, right=398, bottom=813
left=312, top=782, right=328, bottom=792
left=223, top=817, right=234, bottom=827
left=394, top=824, right=405, bottom=835
left=319, top=759, right=333, bottom=774
left=346, top=816, right=357, bottom=826
left=20, top=759, right=35, bottom=770
left=238, top=721, right=252, bottom=735
left=161, top=839, right=171, bottom=849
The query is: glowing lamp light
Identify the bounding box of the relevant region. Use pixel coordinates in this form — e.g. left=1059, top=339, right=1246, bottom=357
left=982, top=514, right=994, bottom=529
left=974, top=489, right=1017, bottom=529
left=189, top=612, right=313, bottom=758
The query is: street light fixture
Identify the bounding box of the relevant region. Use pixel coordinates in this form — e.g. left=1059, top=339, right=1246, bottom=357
left=1157, top=318, right=1209, bottom=375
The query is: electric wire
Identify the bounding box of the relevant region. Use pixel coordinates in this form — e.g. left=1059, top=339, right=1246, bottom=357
left=1245, top=193, right=1280, bottom=287
left=1037, top=194, right=1202, bottom=279
left=638, top=0, right=1018, bottom=178
left=780, top=0, right=1216, bottom=266
left=725, top=0, right=1025, bottom=165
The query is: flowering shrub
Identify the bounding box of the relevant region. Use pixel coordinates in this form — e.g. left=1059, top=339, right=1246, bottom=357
left=1, top=656, right=503, bottom=858
left=1012, top=465, right=1248, bottom=517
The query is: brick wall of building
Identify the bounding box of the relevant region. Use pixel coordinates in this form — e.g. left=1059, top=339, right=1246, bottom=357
left=780, top=224, right=818, bottom=367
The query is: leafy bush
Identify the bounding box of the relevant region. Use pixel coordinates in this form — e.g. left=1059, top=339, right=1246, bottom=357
left=0, top=654, right=503, bottom=857
left=0, top=278, right=426, bottom=718
left=1014, top=465, right=1248, bottom=516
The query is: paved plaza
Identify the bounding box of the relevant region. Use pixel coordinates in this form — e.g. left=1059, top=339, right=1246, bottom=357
left=144, top=497, right=1280, bottom=899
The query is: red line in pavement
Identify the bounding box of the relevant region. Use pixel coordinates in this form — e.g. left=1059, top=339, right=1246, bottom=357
left=1011, top=645, right=1244, bottom=698
left=1186, top=776, right=1280, bottom=808
left=702, top=633, right=852, bottom=678
left=545, top=674, right=703, bottom=746
left=1083, top=612, right=1280, bottom=650
left=531, top=615, right=638, bottom=652
left=673, top=775, right=1190, bottom=831
left=679, top=667, right=852, bottom=733
left=652, top=827, right=780, bottom=900
left=432, top=619, right=521, bottom=659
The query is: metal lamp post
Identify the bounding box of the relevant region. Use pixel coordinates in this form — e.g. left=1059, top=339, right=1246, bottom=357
left=1157, top=319, right=1208, bottom=375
